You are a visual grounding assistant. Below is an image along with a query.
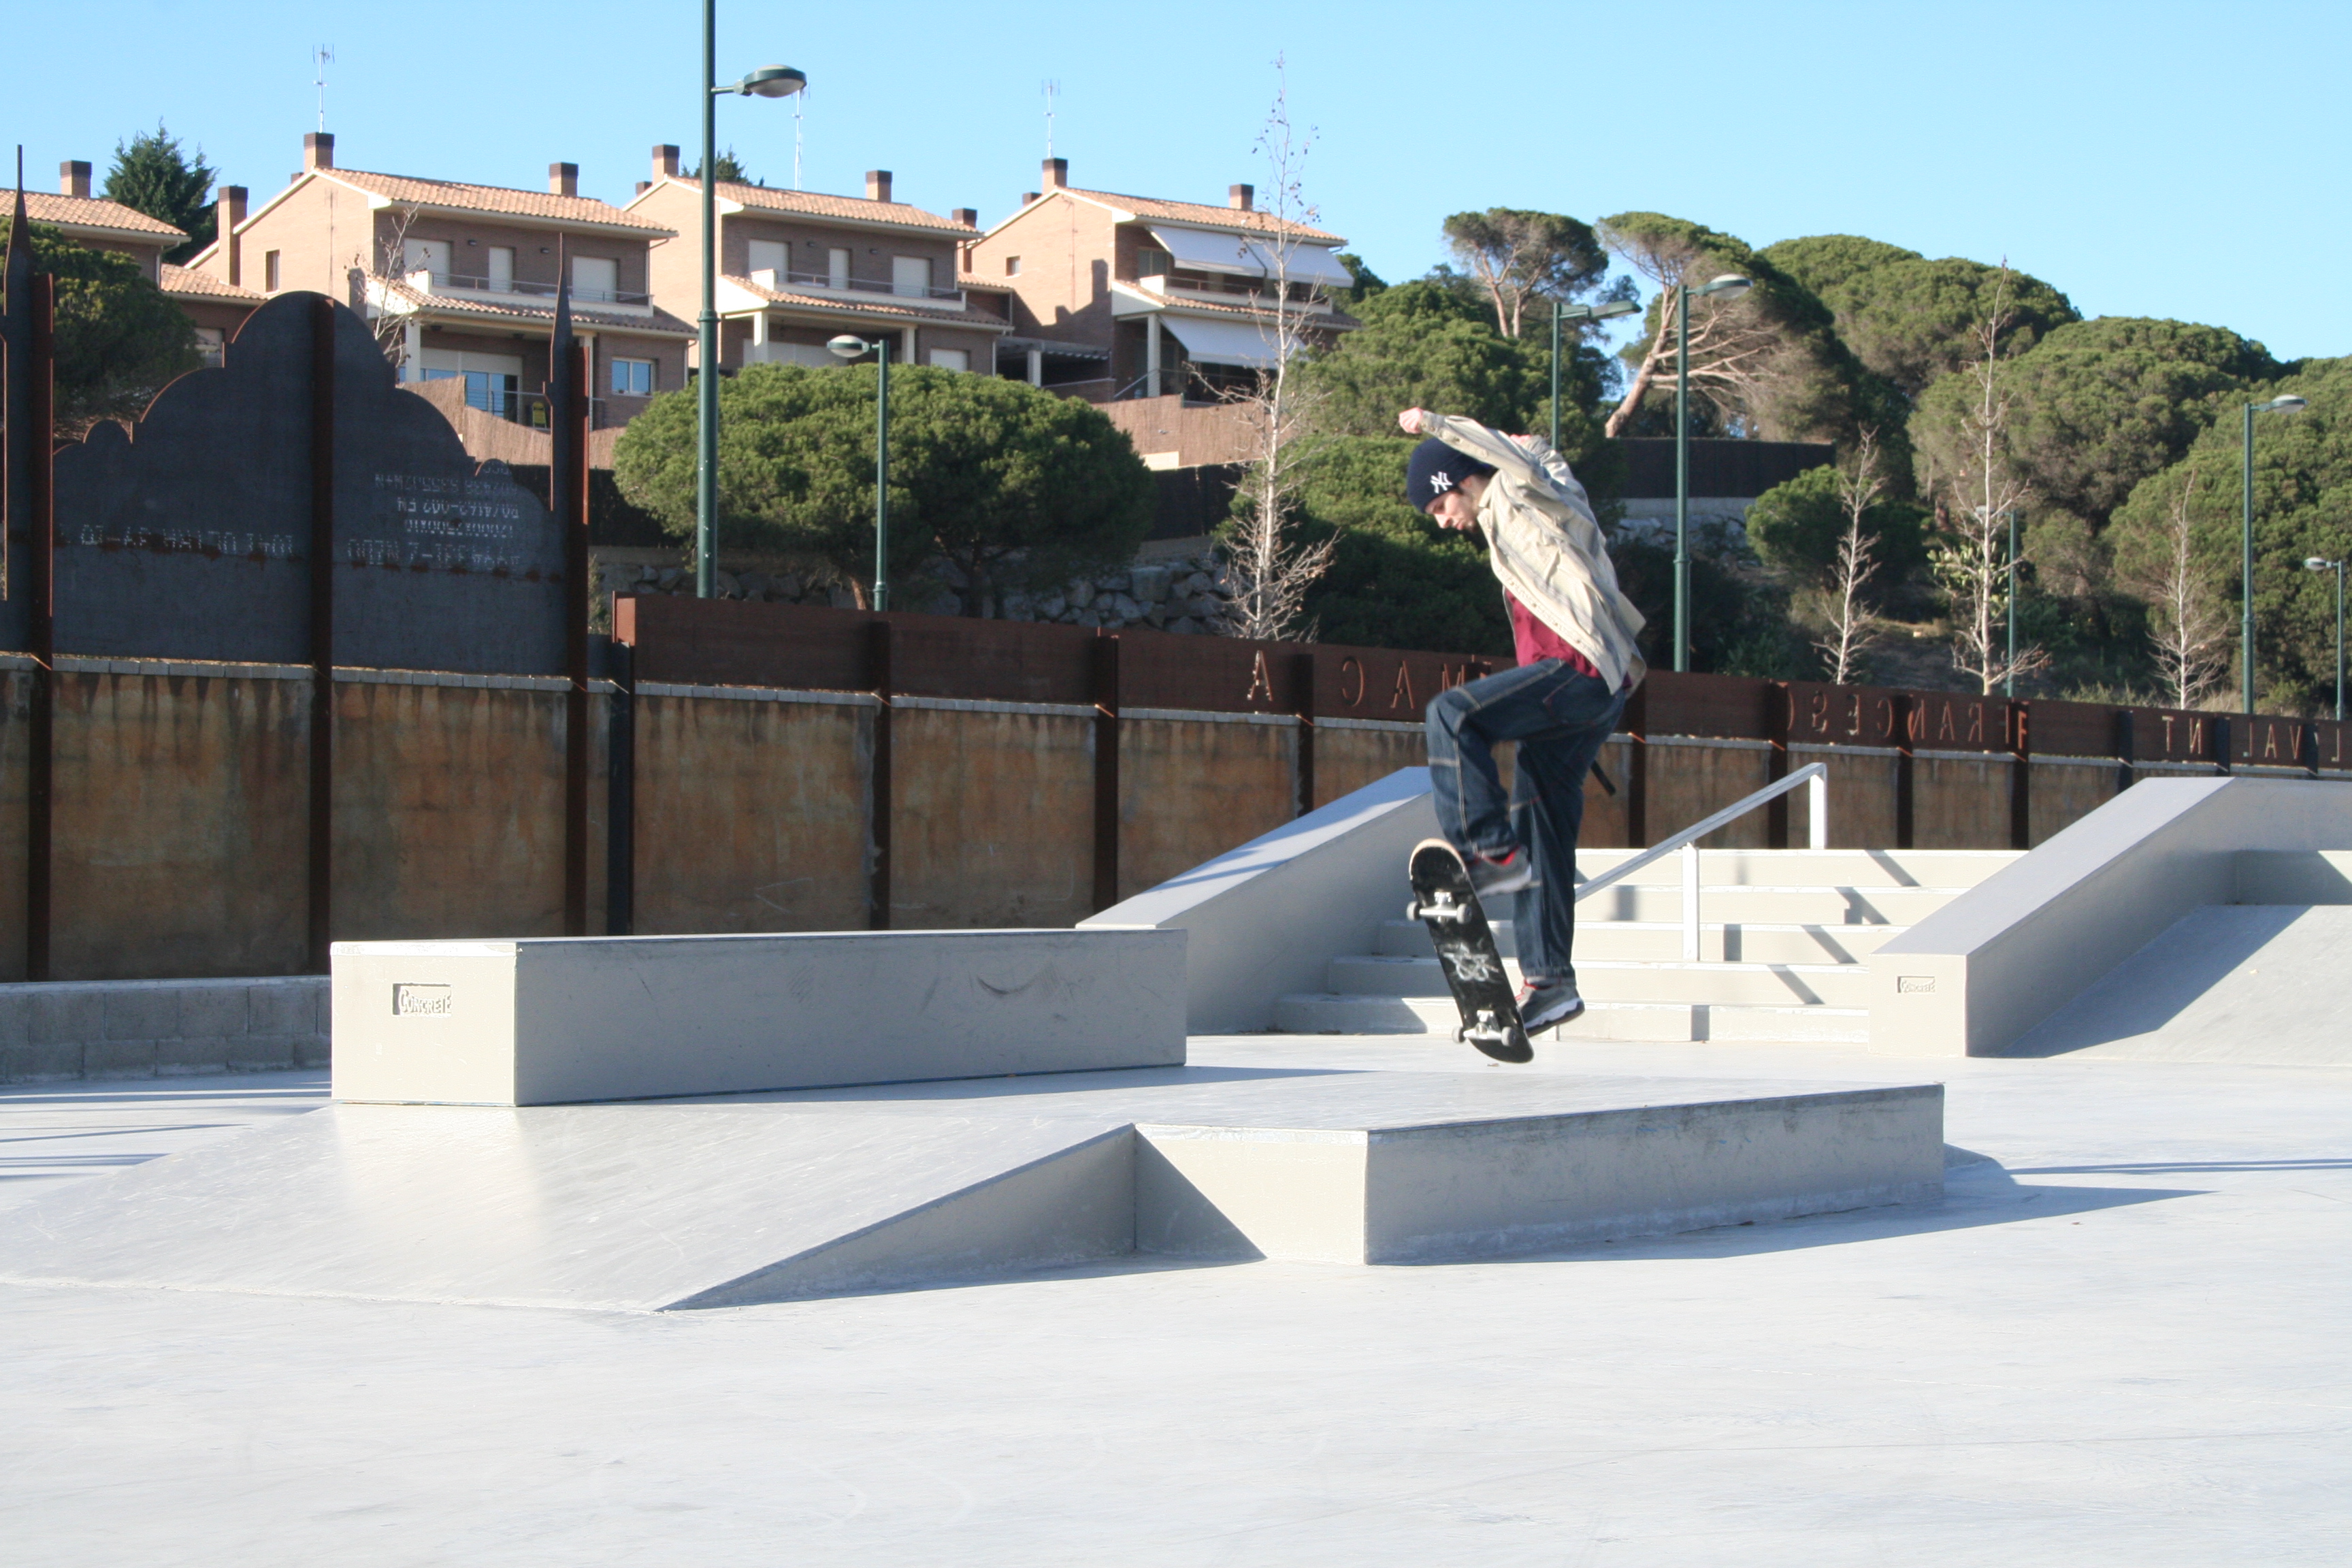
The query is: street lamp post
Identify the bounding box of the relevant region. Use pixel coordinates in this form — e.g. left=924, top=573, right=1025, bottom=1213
left=2308, top=556, right=2345, bottom=722
left=2240, top=393, right=2310, bottom=710
left=1548, top=297, right=1637, bottom=455
left=1675, top=274, right=1751, bottom=672
left=828, top=335, right=891, bottom=611
left=694, top=39, right=804, bottom=599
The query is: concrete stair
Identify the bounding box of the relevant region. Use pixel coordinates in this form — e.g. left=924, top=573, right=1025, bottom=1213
left=1274, top=848, right=2020, bottom=1045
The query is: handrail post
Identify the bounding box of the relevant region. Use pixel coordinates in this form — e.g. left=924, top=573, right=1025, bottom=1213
left=1808, top=768, right=1829, bottom=850
left=1681, top=841, right=1701, bottom=962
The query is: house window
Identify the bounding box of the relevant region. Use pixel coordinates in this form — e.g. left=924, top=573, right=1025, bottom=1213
left=827, top=247, right=851, bottom=290
left=892, top=256, right=934, bottom=299
left=487, top=246, right=514, bottom=291
left=194, top=327, right=225, bottom=368
left=747, top=239, right=786, bottom=284
left=1004, top=255, right=1022, bottom=276
left=1136, top=248, right=1171, bottom=278
left=611, top=357, right=655, bottom=397
left=264, top=250, right=282, bottom=292
left=401, top=238, right=450, bottom=281
left=572, top=256, right=620, bottom=301
left=928, top=348, right=969, bottom=372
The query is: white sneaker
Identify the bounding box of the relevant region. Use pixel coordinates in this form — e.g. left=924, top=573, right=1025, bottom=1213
left=1465, top=846, right=1535, bottom=898
left=1518, top=977, right=1584, bottom=1032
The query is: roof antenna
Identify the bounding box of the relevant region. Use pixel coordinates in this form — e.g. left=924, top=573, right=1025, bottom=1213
left=312, top=44, right=335, bottom=133
left=1043, top=79, right=1058, bottom=160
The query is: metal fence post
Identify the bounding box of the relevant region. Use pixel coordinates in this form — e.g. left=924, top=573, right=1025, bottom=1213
left=1808, top=767, right=1829, bottom=850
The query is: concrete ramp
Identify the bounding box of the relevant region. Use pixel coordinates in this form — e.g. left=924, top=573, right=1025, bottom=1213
left=2005, top=904, right=2352, bottom=1064
left=0, top=1067, right=1945, bottom=1309
left=0, top=1103, right=1137, bottom=1311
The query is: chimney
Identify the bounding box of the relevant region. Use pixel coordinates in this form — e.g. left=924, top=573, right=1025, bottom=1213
left=216, top=185, right=248, bottom=284
left=549, top=162, right=578, bottom=197
left=951, top=207, right=977, bottom=228
left=1229, top=183, right=1254, bottom=211
left=635, top=180, right=651, bottom=197
left=866, top=169, right=893, bottom=203
left=59, top=161, right=92, bottom=198
left=304, top=132, right=334, bottom=172
left=1042, top=157, right=1068, bottom=191
left=1020, top=191, right=1039, bottom=207
left=653, top=144, right=681, bottom=180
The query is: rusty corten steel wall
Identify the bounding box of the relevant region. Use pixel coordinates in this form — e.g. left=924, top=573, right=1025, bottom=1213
left=44, top=670, right=308, bottom=981
left=627, top=696, right=869, bottom=937
left=892, top=708, right=1096, bottom=928
left=329, top=683, right=575, bottom=945
left=0, top=671, right=27, bottom=980
left=1120, top=718, right=1298, bottom=905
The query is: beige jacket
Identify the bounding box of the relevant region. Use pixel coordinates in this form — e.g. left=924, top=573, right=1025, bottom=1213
left=1424, top=412, right=1648, bottom=691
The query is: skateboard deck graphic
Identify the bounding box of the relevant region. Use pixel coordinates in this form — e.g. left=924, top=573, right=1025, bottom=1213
left=1407, top=838, right=1532, bottom=1064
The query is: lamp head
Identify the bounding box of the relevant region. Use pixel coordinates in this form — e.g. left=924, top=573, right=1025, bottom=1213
left=827, top=335, right=871, bottom=359
left=1694, top=274, right=1752, bottom=298
left=738, top=65, right=806, bottom=99
left=1592, top=299, right=1641, bottom=321
left=2261, top=394, right=2310, bottom=414
left=2308, top=557, right=2340, bottom=573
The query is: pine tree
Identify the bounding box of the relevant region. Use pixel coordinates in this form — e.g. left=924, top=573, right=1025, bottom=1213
left=103, top=123, right=218, bottom=263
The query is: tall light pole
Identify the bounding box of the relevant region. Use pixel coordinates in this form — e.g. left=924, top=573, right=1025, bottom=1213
left=2240, top=393, right=2309, bottom=710
left=828, top=334, right=892, bottom=611
left=1548, top=297, right=1637, bottom=455
left=695, top=46, right=804, bottom=599
left=2308, top=556, right=2345, bottom=723
left=1675, top=274, right=1750, bottom=672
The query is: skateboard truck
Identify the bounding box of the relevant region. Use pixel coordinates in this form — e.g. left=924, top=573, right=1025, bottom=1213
left=1459, top=1007, right=1514, bottom=1049
left=1407, top=892, right=1471, bottom=924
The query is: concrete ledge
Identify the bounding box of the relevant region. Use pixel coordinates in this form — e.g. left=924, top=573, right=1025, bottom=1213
left=0, top=977, right=329, bottom=1084
left=1083, top=768, right=1437, bottom=1033
left=1869, top=778, right=2352, bottom=1055
left=331, top=928, right=1188, bottom=1105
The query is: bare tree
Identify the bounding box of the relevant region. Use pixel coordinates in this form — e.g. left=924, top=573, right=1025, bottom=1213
left=347, top=203, right=420, bottom=373
left=1930, top=265, right=2048, bottom=695
left=2140, top=471, right=2232, bottom=710
left=1596, top=220, right=1782, bottom=439
left=1814, top=426, right=1886, bottom=685
left=1218, top=54, right=1334, bottom=642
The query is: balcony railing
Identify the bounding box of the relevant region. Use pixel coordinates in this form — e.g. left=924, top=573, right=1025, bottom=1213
left=750, top=267, right=966, bottom=304
left=404, top=269, right=652, bottom=308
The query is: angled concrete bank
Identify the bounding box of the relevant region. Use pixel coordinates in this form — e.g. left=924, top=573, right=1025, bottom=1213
left=0, top=1066, right=1943, bottom=1309
left=1867, top=778, right=2352, bottom=1056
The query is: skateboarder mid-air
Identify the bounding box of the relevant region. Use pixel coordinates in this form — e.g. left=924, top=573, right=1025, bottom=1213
left=1397, top=406, right=1648, bottom=1036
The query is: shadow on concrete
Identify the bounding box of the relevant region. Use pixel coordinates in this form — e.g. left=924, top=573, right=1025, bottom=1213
left=713, top=1064, right=1359, bottom=1107
left=2007, top=1158, right=2352, bottom=1175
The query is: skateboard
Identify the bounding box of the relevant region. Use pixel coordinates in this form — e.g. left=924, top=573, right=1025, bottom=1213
left=1407, top=838, right=1532, bottom=1064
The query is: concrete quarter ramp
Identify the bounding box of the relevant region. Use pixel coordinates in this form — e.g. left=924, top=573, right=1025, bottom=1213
left=2005, top=905, right=2352, bottom=1064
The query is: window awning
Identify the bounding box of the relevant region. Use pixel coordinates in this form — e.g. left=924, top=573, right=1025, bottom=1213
left=1149, top=227, right=1352, bottom=288
left=1160, top=314, right=1283, bottom=370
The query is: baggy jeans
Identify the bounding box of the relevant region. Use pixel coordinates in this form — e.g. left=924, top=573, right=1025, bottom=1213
left=1424, top=659, right=1628, bottom=987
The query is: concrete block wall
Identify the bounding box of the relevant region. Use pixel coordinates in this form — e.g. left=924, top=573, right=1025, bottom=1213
left=0, top=977, right=329, bottom=1083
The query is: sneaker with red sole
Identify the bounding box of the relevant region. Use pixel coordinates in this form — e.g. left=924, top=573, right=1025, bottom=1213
left=1517, top=977, right=1585, bottom=1032
left=1463, top=845, right=1535, bottom=899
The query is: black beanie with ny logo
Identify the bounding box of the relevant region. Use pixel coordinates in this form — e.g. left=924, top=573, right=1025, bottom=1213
left=1406, top=436, right=1495, bottom=514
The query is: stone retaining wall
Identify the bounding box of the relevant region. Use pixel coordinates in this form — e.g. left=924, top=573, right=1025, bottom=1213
left=1, top=977, right=330, bottom=1085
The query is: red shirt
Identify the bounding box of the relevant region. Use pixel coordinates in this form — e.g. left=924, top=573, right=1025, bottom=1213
left=1507, top=592, right=1601, bottom=679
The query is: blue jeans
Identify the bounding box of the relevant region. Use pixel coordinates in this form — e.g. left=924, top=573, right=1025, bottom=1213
left=1424, top=660, right=1627, bottom=986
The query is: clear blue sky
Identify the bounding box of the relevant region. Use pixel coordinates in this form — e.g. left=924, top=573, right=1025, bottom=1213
left=10, top=0, right=2346, bottom=362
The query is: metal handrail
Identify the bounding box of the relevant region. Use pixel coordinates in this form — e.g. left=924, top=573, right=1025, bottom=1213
left=1572, top=761, right=1829, bottom=962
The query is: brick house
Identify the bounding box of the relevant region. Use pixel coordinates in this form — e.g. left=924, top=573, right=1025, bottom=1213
left=624, top=148, right=1010, bottom=374
left=964, top=157, right=1357, bottom=404
left=184, top=133, right=694, bottom=429
left=20, top=160, right=263, bottom=364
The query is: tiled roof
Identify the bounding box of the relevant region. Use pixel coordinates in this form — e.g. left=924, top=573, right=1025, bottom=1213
left=19, top=191, right=185, bottom=241
left=1066, top=186, right=1341, bottom=244
left=159, top=264, right=263, bottom=301
left=958, top=274, right=1014, bottom=293
left=325, top=169, right=671, bottom=232
left=727, top=274, right=1013, bottom=331
left=376, top=276, right=696, bottom=337
left=672, top=178, right=976, bottom=233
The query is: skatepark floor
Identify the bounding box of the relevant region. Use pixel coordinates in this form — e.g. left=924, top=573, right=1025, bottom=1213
left=3, top=1034, right=2347, bottom=1566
